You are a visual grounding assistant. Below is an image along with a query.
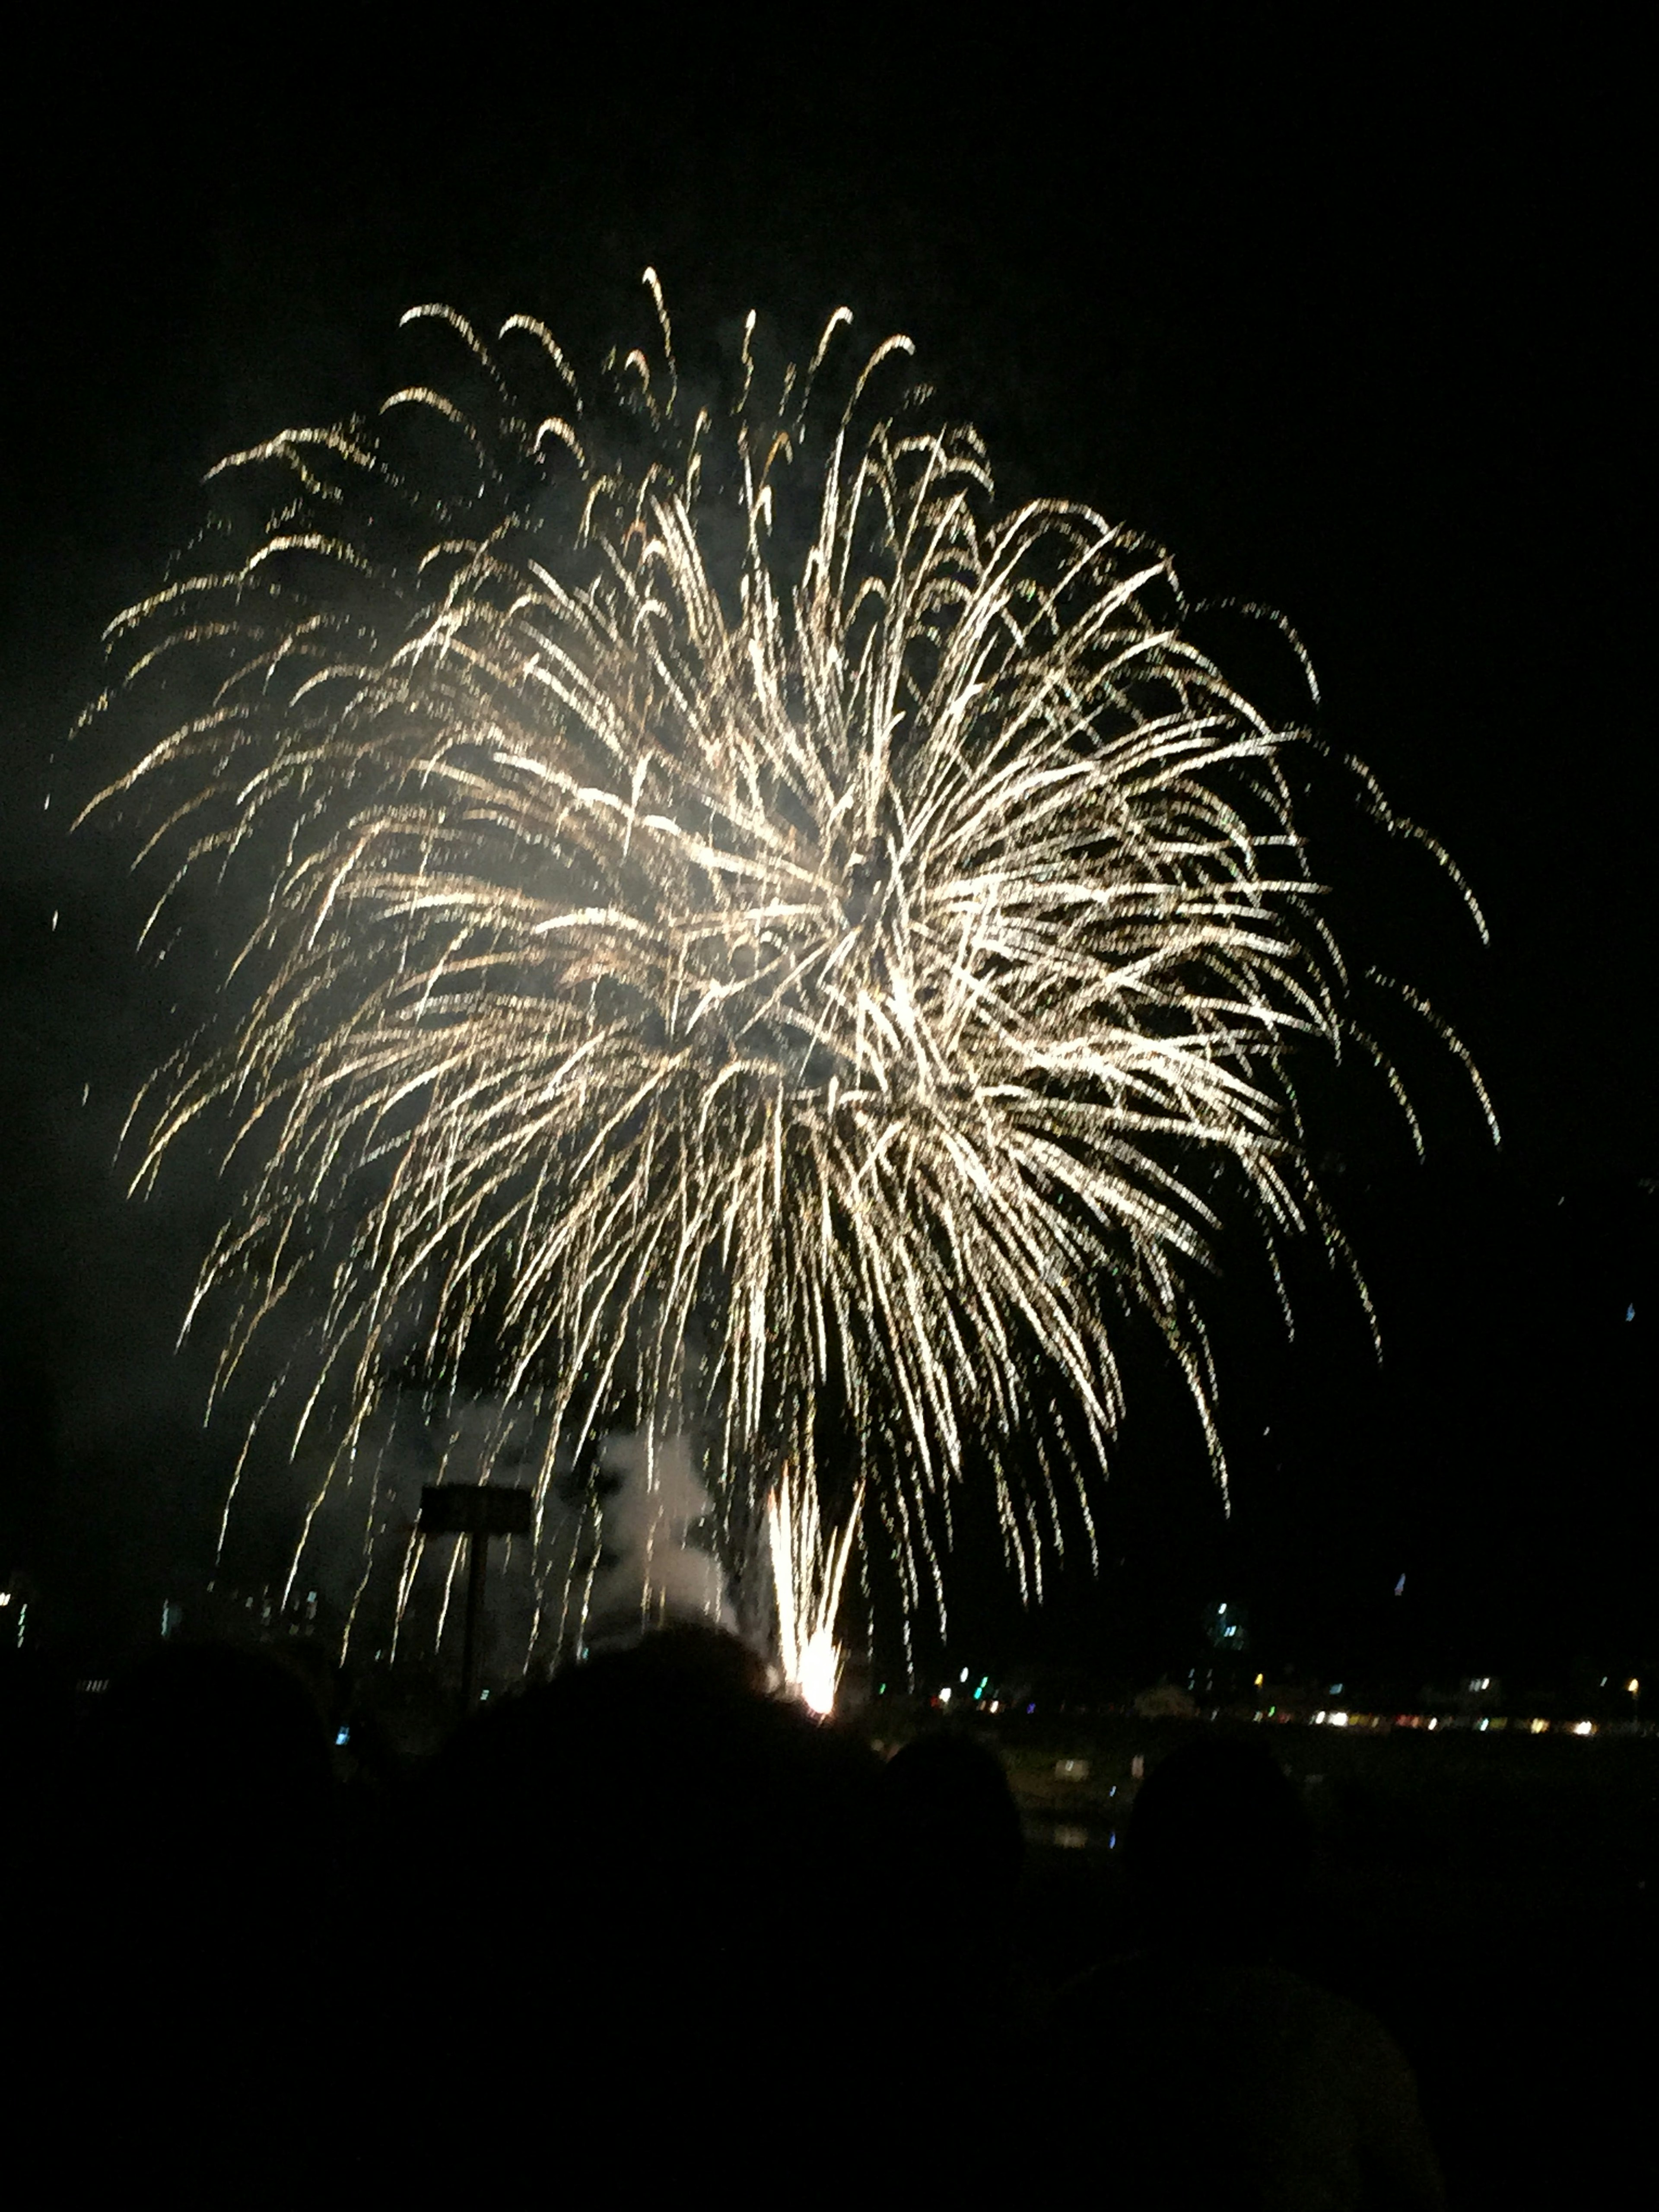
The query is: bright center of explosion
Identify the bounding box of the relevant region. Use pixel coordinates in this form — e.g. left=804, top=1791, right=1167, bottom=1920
left=796, top=1632, right=841, bottom=1718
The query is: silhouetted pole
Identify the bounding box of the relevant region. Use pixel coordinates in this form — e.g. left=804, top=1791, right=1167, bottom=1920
left=418, top=1483, right=535, bottom=1716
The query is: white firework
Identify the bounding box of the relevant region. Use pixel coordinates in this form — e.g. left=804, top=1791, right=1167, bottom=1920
left=87, top=272, right=1493, bottom=1666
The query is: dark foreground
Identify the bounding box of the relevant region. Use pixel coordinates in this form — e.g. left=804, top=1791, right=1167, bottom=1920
left=1006, top=1715, right=1658, bottom=2208
left=3, top=1642, right=1653, bottom=2205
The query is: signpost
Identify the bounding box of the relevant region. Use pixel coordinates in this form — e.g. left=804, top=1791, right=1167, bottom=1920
left=418, top=1484, right=534, bottom=1712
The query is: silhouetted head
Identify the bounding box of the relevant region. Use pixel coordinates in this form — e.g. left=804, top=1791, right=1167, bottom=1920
left=406, top=1624, right=884, bottom=2063
left=1127, top=1734, right=1311, bottom=1951
left=883, top=1729, right=1024, bottom=1899
left=588, top=1614, right=771, bottom=1699
left=87, top=1640, right=331, bottom=1818
left=65, top=1639, right=335, bottom=1991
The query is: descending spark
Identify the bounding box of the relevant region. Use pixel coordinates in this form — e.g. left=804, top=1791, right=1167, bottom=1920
left=769, top=1468, right=862, bottom=1715
left=85, top=273, right=1492, bottom=1661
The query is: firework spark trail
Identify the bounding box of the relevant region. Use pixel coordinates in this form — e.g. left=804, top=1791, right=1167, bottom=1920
left=86, top=274, right=1494, bottom=1668
left=769, top=1468, right=862, bottom=1713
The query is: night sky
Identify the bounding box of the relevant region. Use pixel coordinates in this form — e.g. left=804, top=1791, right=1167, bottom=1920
left=1, top=18, right=1648, bottom=1689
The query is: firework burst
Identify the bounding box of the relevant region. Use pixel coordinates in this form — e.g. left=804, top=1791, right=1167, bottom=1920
left=86, top=273, right=1492, bottom=1670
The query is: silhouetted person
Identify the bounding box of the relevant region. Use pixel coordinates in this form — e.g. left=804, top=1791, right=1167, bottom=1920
left=67, top=1641, right=334, bottom=1954
left=882, top=1729, right=1025, bottom=2031
left=35, top=1643, right=339, bottom=2186
left=865, top=1730, right=1027, bottom=2184
left=360, top=1624, right=892, bottom=2186
left=1037, top=1735, right=1446, bottom=2211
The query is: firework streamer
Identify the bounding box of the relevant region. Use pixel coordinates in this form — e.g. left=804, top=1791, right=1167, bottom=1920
left=768, top=1467, right=862, bottom=1713
left=84, top=273, right=1494, bottom=1669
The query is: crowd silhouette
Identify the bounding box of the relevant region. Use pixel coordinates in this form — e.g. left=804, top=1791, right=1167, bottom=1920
left=6, top=1626, right=1456, bottom=2202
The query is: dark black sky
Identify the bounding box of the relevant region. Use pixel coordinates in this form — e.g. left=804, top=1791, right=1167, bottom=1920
left=1, top=15, right=1649, bottom=1685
